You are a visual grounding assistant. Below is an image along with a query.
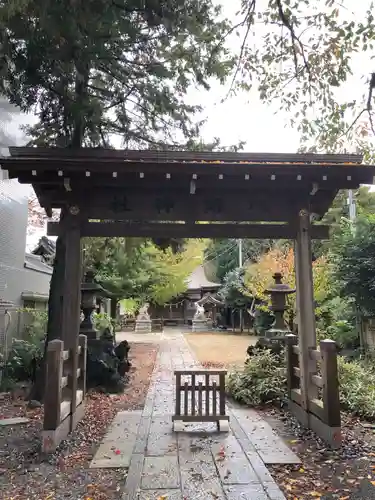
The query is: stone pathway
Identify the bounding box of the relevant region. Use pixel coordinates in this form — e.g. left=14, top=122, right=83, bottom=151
left=92, top=330, right=299, bottom=499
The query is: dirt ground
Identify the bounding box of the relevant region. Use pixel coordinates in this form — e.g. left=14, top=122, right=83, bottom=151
left=184, top=331, right=257, bottom=368
left=262, top=405, right=375, bottom=499
left=0, top=342, right=158, bottom=500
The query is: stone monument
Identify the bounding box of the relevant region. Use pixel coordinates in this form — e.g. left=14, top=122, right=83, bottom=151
left=135, top=303, right=152, bottom=333
left=192, top=302, right=207, bottom=332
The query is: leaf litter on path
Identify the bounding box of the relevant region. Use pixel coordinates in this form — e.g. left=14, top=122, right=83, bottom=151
left=0, top=342, right=158, bottom=500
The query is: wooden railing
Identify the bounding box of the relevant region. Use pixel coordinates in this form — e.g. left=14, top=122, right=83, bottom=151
left=285, top=334, right=341, bottom=447
left=42, top=334, right=87, bottom=453
left=172, top=370, right=229, bottom=431
left=151, top=318, right=163, bottom=332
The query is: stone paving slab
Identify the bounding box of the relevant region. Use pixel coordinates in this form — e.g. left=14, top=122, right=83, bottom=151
left=138, top=489, right=183, bottom=500
left=118, top=330, right=288, bottom=499
left=224, top=484, right=269, bottom=500
left=145, top=416, right=177, bottom=456
left=141, top=456, right=180, bottom=489
left=216, top=456, right=259, bottom=485
left=90, top=411, right=142, bottom=468
left=231, top=408, right=301, bottom=465
left=179, top=453, right=226, bottom=500
left=0, top=417, right=30, bottom=426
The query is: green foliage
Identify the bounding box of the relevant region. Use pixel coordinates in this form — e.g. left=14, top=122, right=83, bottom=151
left=93, top=312, right=113, bottom=334
left=338, top=357, right=375, bottom=419
left=231, top=1, right=375, bottom=154
left=331, top=214, right=375, bottom=316
left=119, top=298, right=139, bottom=316
left=226, top=349, right=286, bottom=406
left=226, top=349, right=375, bottom=420
left=1, top=309, right=46, bottom=388
left=205, top=239, right=273, bottom=283
left=83, top=237, right=204, bottom=304
left=316, top=297, right=358, bottom=348
left=218, top=268, right=251, bottom=309
left=19, top=308, right=48, bottom=342
left=0, top=0, right=233, bottom=148
left=3, top=339, right=42, bottom=383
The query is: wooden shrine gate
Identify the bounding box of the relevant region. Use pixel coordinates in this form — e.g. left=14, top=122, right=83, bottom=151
left=2, top=148, right=374, bottom=444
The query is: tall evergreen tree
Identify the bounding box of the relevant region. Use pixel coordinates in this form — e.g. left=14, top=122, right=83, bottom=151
left=0, top=0, right=234, bottom=399
left=0, top=0, right=233, bottom=148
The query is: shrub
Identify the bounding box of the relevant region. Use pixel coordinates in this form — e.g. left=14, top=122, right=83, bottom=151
left=3, top=338, right=43, bottom=383
left=316, top=297, right=358, bottom=349
left=93, top=312, right=114, bottom=334
left=227, top=347, right=375, bottom=421
left=19, top=308, right=48, bottom=343
left=226, top=349, right=286, bottom=406
left=338, top=357, right=375, bottom=419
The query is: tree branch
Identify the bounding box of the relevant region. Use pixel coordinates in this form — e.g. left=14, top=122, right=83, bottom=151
left=275, top=0, right=311, bottom=81
left=223, top=0, right=256, bottom=101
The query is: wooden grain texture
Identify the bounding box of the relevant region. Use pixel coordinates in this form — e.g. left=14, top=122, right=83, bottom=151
left=48, top=221, right=330, bottom=240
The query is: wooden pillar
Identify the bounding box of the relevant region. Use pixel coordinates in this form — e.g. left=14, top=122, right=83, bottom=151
left=294, top=209, right=317, bottom=410
left=61, top=209, right=82, bottom=432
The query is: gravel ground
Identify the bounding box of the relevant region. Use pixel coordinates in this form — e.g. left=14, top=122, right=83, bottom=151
left=0, top=342, right=158, bottom=500
left=260, top=406, right=375, bottom=499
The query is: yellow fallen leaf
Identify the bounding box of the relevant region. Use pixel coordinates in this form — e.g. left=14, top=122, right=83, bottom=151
left=299, top=468, right=305, bottom=473
left=309, top=493, right=321, bottom=498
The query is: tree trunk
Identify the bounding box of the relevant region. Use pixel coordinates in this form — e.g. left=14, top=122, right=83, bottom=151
left=29, top=235, right=66, bottom=402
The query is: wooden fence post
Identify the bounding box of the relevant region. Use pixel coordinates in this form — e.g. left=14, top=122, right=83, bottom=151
left=285, top=334, right=299, bottom=398
left=320, top=339, right=341, bottom=427
left=78, top=334, right=87, bottom=398
left=175, top=372, right=181, bottom=418
left=44, top=339, right=64, bottom=431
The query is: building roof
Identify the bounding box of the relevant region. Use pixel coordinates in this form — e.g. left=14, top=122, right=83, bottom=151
left=2, top=148, right=375, bottom=237
left=186, top=265, right=220, bottom=290
left=24, top=253, right=53, bottom=274
left=197, top=293, right=224, bottom=306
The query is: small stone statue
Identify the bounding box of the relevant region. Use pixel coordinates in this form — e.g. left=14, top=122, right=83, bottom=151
left=137, top=303, right=150, bottom=320
left=193, top=302, right=206, bottom=321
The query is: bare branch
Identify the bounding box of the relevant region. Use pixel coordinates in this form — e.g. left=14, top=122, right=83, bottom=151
left=223, top=0, right=256, bottom=101
left=275, top=0, right=311, bottom=81
left=339, top=73, right=375, bottom=139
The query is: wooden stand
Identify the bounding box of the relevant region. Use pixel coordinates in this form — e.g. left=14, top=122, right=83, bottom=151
left=172, top=370, right=229, bottom=431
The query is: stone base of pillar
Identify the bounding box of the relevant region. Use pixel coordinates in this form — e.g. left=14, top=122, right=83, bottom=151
left=135, top=319, right=152, bottom=333
left=192, top=320, right=208, bottom=332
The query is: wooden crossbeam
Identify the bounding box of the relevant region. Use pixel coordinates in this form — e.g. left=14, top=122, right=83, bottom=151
left=48, top=221, right=330, bottom=239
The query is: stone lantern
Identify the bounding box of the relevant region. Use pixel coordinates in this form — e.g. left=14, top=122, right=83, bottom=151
left=80, top=270, right=102, bottom=340
left=264, top=272, right=296, bottom=338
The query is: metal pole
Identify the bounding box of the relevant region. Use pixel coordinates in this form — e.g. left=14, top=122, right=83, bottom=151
left=238, top=239, right=243, bottom=332
left=348, top=190, right=356, bottom=221
left=347, top=189, right=356, bottom=235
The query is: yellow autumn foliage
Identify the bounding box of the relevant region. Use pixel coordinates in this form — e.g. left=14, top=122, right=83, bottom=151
left=245, top=247, right=330, bottom=309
